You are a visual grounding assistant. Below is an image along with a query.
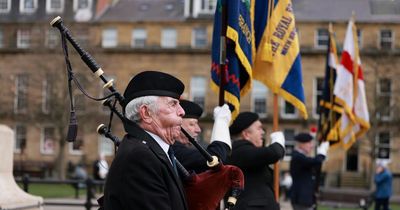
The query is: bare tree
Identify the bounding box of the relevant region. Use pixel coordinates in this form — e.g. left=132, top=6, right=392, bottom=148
left=364, top=53, right=400, bottom=189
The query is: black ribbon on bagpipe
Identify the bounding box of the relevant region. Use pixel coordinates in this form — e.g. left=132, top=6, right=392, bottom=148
left=55, top=16, right=123, bottom=145
left=61, top=29, right=77, bottom=142
left=51, top=16, right=243, bottom=210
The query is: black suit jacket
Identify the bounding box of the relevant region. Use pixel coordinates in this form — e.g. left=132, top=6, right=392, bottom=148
left=228, top=140, right=285, bottom=210
left=289, top=149, right=325, bottom=207
left=173, top=141, right=230, bottom=173
left=103, top=120, right=188, bottom=210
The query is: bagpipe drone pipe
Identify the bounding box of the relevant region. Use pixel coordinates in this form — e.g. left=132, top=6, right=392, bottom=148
left=50, top=16, right=244, bottom=210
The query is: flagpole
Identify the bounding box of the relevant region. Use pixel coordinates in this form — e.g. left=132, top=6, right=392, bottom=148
left=219, top=0, right=227, bottom=106
left=314, top=24, right=334, bottom=210
left=268, top=0, right=280, bottom=202
left=328, top=23, right=339, bottom=142
left=273, top=94, right=280, bottom=202
left=351, top=11, right=360, bottom=108
left=328, top=23, right=334, bottom=139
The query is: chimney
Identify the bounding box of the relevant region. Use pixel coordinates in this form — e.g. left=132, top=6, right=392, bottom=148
left=95, top=0, right=111, bottom=18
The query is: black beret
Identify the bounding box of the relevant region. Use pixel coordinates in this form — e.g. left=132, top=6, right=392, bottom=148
left=180, top=100, right=203, bottom=119
left=122, top=71, right=184, bottom=107
left=229, top=112, right=259, bottom=135
left=294, top=133, right=313, bottom=142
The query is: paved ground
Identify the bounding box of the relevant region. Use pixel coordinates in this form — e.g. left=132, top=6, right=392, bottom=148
left=42, top=198, right=293, bottom=210
left=281, top=199, right=292, bottom=210
left=43, top=198, right=98, bottom=210
left=41, top=194, right=400, bottom=210
left=45, top=206, right=85, bottom=210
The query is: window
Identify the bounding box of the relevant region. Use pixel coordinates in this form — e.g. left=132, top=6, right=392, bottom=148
left=131, top=28, right=147, bottom=48
left=102, top=28, right=118, bottom=48
left=281, top=100, right=298, bottom=119
left=313, top=77, right=324, bottom=118
left=251, top=80, right=267, bottom=117
left=46, top=29, right=59, bottom=48
left=73, top=0, right=91, bottom=11
left=296, top=28, right=300, bottom=42
left=379, top=29, right=393, bottom=50
left=0, top=29, right=3, bottom=48
left=46, top=0, right=63, bottom=13
left=190, top=76, right=206, bottom=110
left=69, top=134, right=83, bottom=155
left=200, top=0, right=216, bottom=13
left=283, top=129, right=296, bottom=159
left=20, top=0, right=37, bottom=13
left=190, top=0, right=217, bottom=17
left=161, top=28, right=177, bottom=48
left=42, top=77, right=52, bottom=114
left=14, top=74, right=29, bottom=113
left=164, top=2, right=174, bottom=11
left=197, top=0, right=217, bottom=16
left=315, top=28, right=329, bottom=49
left=375, top=132, right=390, bottom=160
left=192, top=27, right=207, bottom=48
left=41, top=126, right=55, bottom=154
left=14, top=125, right=27, bottom=153
left=357, top=29, right=362, bottom=49
left=17, top=29, right=31, bottom=49
left=0, top=0, right=11, bottom=13
left=99, top=135, right=114, bottom=156
left=377, top=78, right=391, bottom=120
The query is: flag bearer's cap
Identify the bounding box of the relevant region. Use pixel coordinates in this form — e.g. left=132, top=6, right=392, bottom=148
left=294, top=133, right=314, bottom=143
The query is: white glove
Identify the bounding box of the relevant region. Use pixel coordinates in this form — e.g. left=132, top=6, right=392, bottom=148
left=270, top=131, right=285, bottom=148
left=210, top=104, right=232, bottom=148
left=317, top=141, right=330, bottom=156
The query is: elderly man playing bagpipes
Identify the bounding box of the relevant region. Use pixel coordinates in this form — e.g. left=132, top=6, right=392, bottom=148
left=50, top=16, right=244, bottom=210
left=102, top=71, right=190, bottom=210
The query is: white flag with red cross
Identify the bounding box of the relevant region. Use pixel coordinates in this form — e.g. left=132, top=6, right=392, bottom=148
left=333, top=16, right=370, bottom=150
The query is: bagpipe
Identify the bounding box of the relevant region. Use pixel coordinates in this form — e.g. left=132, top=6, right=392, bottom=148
left=50, top=16, right=244, bottom=210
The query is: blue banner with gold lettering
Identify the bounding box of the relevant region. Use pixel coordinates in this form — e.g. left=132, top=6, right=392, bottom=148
left=210, top=0, right=252, bottom=119
left=253, top=0, right=308, bottom=119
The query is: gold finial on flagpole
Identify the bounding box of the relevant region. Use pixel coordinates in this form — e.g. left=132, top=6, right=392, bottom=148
left=328, top=22, right=333, bottom=33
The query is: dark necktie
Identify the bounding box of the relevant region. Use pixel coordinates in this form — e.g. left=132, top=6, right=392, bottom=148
left=168, top=147, right=178, bottom=176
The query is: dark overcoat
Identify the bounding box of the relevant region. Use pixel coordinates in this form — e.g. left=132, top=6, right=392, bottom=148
left=289, top=149, right=325, bottom=207
left=103, top=120, right=188, bottom=210
left=228, top=140, right=285, bottom=210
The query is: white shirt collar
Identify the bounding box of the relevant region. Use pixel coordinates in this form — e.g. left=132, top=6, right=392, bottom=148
left=145, top=131, right=172, bottom=162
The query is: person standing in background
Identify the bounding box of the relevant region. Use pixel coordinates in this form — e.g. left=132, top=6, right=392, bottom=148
left=227, top=112, right=285, bottom=210
left=93, top=153, right=109, bottom=192
left=93, top=153, right=109, bottom=181
left=290, top=133, right=329, bottom=210
left=73, top=163, right=88, bottom=189
left=280, top=171, right=293, bottom=201
left=374, top=161, right=392, bottom=210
